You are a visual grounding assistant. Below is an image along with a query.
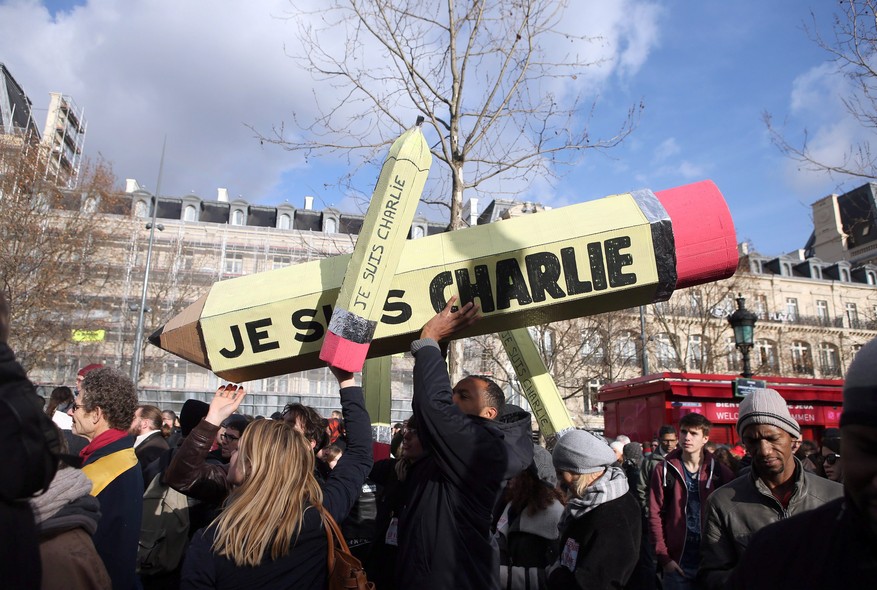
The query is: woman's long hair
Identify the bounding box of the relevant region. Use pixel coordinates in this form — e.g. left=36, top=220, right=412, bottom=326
left=211, top=419, right=324, bottom=567
left=505, top=469, right=565, bottom=515
left=45, top=386, right=74, bottom=418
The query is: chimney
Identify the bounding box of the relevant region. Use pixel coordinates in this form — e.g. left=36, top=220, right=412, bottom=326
left=125, top=178, right=141, bottom=193
left=304, top=195, right=314, bottom=210
left=463, top=197, right=479, bottom=226
left=217, top=188, right=229, bottom=202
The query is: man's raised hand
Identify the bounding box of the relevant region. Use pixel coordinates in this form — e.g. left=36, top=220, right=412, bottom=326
left=420, top=296, right=480, bottom=343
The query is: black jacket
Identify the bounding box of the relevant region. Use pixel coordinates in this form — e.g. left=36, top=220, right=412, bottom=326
left=180, top=385, right=373, bottom=590
left=730, top=496, right=877, bottom=589
left=0, top=340, right=53, bottom=590
left=547, top=492, right=642, bottom=590
left=396, top=342, right=533, bottom=590
left=136, top=431, right=169, bottom=483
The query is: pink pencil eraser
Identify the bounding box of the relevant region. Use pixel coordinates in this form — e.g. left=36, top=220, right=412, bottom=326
left=655, top=180, right=738, bottom=289
left=319, top=331, right=370, bottom=373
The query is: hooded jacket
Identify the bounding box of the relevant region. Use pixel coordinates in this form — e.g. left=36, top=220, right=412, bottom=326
left=34, top=473, right=112, bottom=590
left=699, top=457, right=843, bottom=589
left=637, top=444, right=667, bottom=512
left=0, top=340, right=58, bottom=590
left=396, top=341, right=534, bottom=590
left=647, top=448, right=734, bottom=566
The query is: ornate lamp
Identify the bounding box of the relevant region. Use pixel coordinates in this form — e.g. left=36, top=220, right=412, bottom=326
left=728, top=296, right=758, bottom=378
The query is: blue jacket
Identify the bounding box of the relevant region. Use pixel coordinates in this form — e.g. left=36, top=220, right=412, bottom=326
left=84, top=435, right=144, bottom=590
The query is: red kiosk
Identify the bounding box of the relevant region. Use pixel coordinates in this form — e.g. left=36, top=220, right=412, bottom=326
left=598, top=372, right=843, bottom=445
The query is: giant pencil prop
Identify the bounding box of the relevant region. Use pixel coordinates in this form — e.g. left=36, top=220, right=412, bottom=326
left=150, top=180, right=738, bottom=382
left=363, top=356, right=394, bottom=444
left=499, top=328, right=575, bottom=439
left=320, top=121, right=432, bottom=371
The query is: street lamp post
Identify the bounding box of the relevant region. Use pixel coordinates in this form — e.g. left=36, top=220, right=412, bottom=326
left=130, top=139, right=167, bottom=385
left=728, top=295, right=758, bottom=378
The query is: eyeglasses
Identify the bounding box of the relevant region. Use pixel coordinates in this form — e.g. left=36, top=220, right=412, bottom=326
left=824, top=453, right=841, bottom=466
left=70, top=402, right=84, bottom=412
left=221, top=432, right=240, bottom=442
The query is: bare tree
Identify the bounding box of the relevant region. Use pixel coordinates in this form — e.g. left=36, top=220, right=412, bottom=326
left=765, top=0, right=877, bottom=179
left=648, top=280, right=742, bottom=375
left=0, top=136, right=118, bottom=371
left=276, top=0, right=640, bottom=226
left=473, top=309, right=644, bottom=416
left=272, top=0, right=642, bottom=381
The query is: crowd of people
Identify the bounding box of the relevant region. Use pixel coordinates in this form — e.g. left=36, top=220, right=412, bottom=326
left=2, top=292, right=877, bottom=589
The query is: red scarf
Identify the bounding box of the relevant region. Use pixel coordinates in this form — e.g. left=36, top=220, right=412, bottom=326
left=79, top=428, right=130, bottom=464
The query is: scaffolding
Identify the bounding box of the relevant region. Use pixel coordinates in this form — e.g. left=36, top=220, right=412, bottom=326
left=40, top=92, right=86, bottom=189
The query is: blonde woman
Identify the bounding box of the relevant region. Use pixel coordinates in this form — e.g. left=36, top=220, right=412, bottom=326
left=547, top=430, right=642, bottom=589
left=177, top=366, right=372, bottom=589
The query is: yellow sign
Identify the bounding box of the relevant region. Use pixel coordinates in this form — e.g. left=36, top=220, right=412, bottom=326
left=72, top=329, right=106, bottom=342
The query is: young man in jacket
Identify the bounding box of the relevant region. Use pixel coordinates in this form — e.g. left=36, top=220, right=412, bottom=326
left=699, top=388, right=843, bottom=589
left=648, top=413, right=733, bottom=589
left=396, top=297, right=534, bottom=590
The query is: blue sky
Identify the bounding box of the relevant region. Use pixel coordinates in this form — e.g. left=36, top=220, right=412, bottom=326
left=1, top=0, right=867, bottom=256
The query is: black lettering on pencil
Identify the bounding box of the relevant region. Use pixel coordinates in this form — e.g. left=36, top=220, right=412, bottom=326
left=219, top=324, right=245, bottom=359
left=246, top=318, right=280, bottom=354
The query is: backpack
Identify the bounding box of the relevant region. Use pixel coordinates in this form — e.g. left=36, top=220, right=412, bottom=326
left=137, top=472, right=190, bottom=576
left=0, top=354, right=60, bottom=501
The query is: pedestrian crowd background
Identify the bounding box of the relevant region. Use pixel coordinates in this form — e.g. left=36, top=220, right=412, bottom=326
left=2, top=289, right=876, bottom=589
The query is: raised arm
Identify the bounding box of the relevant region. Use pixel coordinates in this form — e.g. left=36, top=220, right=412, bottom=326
left=320, top=366, right=374, bottom=522
left=165, top=385, right=246, bottom=503
left=409, top=298, right=506, bottom=487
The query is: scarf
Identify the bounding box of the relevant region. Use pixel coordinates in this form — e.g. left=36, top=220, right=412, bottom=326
left=558, top=465, right=629, bottom=533
left=29, top=467, right=93, bottom=525
left=79, top=428, right=129, bottom=464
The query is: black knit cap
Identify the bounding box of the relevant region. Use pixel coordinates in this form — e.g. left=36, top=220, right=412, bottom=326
left=841, top=336, right=877, bottom=429
left=180, top=399, right=210, bottom=436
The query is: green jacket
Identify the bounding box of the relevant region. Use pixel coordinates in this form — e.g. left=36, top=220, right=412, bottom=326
left=698, top=458, right=843, bottom=590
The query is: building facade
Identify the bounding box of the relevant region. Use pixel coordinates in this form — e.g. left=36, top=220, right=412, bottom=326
left=15, top=180, right=875, bottom=427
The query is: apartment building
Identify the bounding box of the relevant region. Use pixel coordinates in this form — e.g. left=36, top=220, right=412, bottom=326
left=11, top=176, right=877, bottom=425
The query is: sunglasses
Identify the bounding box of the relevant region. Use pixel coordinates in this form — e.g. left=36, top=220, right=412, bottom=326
left=823, top=453, right=841, bottom=466
left=221, top=432, right=240, bottom=442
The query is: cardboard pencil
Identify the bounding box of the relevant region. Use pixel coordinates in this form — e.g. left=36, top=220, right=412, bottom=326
left=150, top=180, right=738, bottom=382
left=363, top=355, right=393, bottom=444
left=499, top=328, right=575, bottom=439
left=320, top=121, right=432, bottom=371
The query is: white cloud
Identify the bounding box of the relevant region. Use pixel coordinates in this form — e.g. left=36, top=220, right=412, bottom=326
left=0, top=0, right=663, bottom=208
left=789, top=62, right=841, bottom=118
left=653, top=137, right=680, bottom=161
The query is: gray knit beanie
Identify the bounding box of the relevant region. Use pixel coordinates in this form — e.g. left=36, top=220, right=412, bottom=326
left=552, top=430, right=617, bottom=475
left=736, top=388, right=801, bottom=438
left=842, top=337, right=877, bottom=428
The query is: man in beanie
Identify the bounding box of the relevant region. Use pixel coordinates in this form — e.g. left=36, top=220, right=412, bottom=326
left=397, top=298, right=534, bottom=590
left=699, top=388, right=842, bottom=589
left=729, top=339, right=877, bottom=588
